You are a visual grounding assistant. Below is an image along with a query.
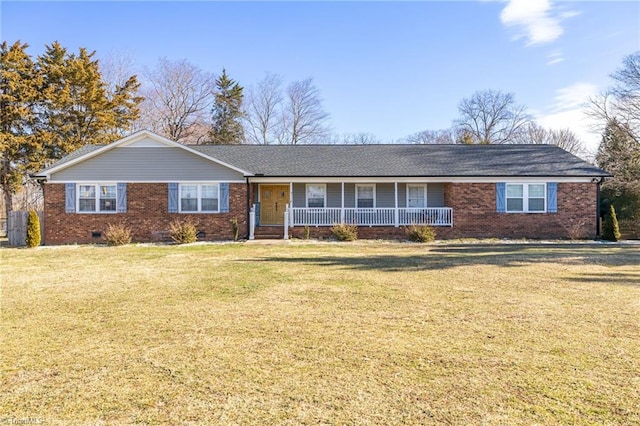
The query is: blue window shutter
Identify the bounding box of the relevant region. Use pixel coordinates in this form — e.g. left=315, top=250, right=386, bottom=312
left=220, top=183, right=230, bottom=213
left=496, top=182, right=506, bottom=213
left=65, top=183, right=76, bottom=213
left=547, top=182, right=558, bottom=213
left=168, top=183, right=179, bottom=213
left=117, top=183, right=127, bottom=213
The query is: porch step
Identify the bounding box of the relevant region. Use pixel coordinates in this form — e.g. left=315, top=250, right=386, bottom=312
left=254, top=226, right=285, bottom=240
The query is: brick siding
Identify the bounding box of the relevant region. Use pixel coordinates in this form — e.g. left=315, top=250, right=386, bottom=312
left=43, top=183, right=248, bottom=245
left=44, top=181, right=597, bottom=244
left=288, top=182, right=597, bottom=240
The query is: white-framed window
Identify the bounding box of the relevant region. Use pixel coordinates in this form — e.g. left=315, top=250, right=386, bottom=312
left=506, top=183, right=546, bottom=213
left=407, top=184, right=427, bottom=208
left=356, top=184, right=375, bottom=208
left=180, top=183, right=219, bottom=212
left=306, top=184, right=326, bottom=208
left=77, top=184, right=117, bottom=213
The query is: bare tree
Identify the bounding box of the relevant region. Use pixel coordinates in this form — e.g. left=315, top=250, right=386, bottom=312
left=244, top=73, right=283, bottom=145
left=138, top=58, right=215, bottom=143
left=454, top=89, right=532, bottom=144
left=513, top=122, right=585, bottom=156
left=340, top=132, right=381, bottom=144
left=404, top=129, right=455, bottom=144
left=588, top=52, right=640, bottom=142
left=278, top=78, right=330, bottom=145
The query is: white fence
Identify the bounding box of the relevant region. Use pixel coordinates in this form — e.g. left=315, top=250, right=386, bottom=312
left=7, top=211, right=44, bottom=246
left=289, top=207, right=453, bottom=227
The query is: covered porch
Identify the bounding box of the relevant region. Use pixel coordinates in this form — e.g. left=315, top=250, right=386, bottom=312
left=248, top=180, right=454, bottom=239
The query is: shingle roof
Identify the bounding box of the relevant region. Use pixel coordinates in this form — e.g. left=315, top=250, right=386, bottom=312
left=190, top=144, right=609, bottom=177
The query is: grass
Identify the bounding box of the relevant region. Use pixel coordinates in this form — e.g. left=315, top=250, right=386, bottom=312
left=1, top=241, right=639, bottom=425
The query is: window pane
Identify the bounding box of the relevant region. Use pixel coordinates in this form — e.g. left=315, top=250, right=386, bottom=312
left=181, top=199, right=197, bottom=211
left=202, top=184, right=218, bottom=199
left=529, top=198, right=545, bottom=211
left=202, top=198, right=218, bottom=211
left=358, top=199, right=374, bottom=208
left=357, top=185, right=373, bottom=198
left=507, top=198, right=523, bottom=211
left=529, top=184, right=545, bottom=198
left=79, top=185, right=95, bottom=199
left=100, top=185, right=116, bottom=198
left=307, top=185, right=325, bottom=207
left=506, top=184, right=523, bottom=197
left=79, top=198, right=96, bottom=212
left=100, top=198, right=116, bottom=211
left=181, top=185, right=197, bottom=199
left=408, top=185, right=425, bottom=208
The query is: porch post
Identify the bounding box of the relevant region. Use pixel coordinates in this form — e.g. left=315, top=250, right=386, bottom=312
left=289, top=182, right=294, bottom=228
left=249, top=205, right=256, bottom=240
left=284, top=204, right=289, bottom=240
left=394, top=181, right=399, bottom=227
left=341, top=181, right=345, bottom=223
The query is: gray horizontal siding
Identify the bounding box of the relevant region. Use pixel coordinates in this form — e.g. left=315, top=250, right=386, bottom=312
left=376, top=183, right=395, bottom=208
left=427, top=183, right=445, bottom=207
left=51, top=147, right=244, bottom=182
left=292, top=183, right=306, bottom=207
left=327, top=183, right=342, bottom=208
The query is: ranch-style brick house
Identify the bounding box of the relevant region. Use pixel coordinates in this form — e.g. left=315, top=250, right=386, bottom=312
left=34, top=130, right=610, bottom=245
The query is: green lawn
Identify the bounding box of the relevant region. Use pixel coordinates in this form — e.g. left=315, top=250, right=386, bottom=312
left=2, top=242, right=639, bottom=425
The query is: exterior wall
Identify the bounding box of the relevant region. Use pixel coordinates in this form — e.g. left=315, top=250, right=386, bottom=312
left=43, top=183, right=248, bottom=245
left=286, top=182, right=445, bottom=208
left=288, top=182, right=596, bottom=240
left=442, top=182, right=596, bottom=239
left=50, top=147, right=245, bottom=182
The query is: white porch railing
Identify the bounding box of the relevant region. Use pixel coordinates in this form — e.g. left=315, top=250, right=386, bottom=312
left=289, top=207, right=453, bottom=227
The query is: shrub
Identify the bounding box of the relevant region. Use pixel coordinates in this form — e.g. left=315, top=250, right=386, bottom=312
left=104, top=223, right=132, bottom=246
left=169, top=219, right=198, bottom=244
left=25, top=210, right=41, bottom=248
left=562, top=218, right=588, bottom=240
left=405, top=224, right=436, bottom=243
left=231, top=217, right=239, bottom=241
left=331, top=223, right=358, bottom=241
left=304, top=224, right=311, bottom=240
left=602, top=204, right=622, bottom=241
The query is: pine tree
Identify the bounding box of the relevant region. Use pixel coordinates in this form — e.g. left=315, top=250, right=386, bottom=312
left=602, top=204, right=622, bottom=241
left=36, top=42, right=142, bottom=158
left=0, top=41, right=41, bottom=220
left=596, top=120, right=640, bottom=221
left=25, top=210, right=41, bottom=247
left=208, top=69, right=245, bottom=144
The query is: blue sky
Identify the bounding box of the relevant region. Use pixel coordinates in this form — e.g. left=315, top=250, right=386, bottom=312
left=2, top=1, right=639, bottom=154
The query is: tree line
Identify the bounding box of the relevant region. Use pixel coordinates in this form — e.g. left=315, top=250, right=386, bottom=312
left=1, top=40, right=638, bottom=226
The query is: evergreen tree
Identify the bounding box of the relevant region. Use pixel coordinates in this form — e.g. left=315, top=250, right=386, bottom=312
left=208, top=69, right=244, bottom=144
left=602, top=205, right=621, bottom=241
left=25, top=210, right=41, bottom=247
left=0, top=41, right=41, bottom=219
left=596, top=120, right=640, bottom=221
left=36, top=42, right=142, bottom=159
left=1, top=41, right=142, bottom=220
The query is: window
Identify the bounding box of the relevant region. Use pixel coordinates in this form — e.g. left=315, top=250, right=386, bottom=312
left=78, top=184, right=117, bottom=213
left=356, top=184, right=375, bottom=208
left=180, top=184, right=219, bottom=212
left=506, top=183, right=546, bottom=213
left=306, top=184, right=326, bottom=208
left=407, top=184, right=427, bottom=208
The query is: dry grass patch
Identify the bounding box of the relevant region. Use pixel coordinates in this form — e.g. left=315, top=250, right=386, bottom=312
left=1, top=242, right=639, bottom=424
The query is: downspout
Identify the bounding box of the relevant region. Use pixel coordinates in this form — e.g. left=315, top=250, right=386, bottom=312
left=596, top=177, right=602, bottom=239
left=246, top=177, right=251, bottom=240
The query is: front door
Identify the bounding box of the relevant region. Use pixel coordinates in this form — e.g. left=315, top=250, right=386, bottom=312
left=260, top=185, right=290, bottom=225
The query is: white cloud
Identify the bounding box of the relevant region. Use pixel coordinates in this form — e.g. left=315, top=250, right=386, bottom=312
left=547, top=50, right=564, bottom=65
left=538, top=83, right=601, bottom=158
left=500, top=0, right=578, bottom=46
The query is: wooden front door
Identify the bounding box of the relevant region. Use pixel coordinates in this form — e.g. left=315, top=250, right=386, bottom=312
left=260, top=185, right=290, bottom=225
